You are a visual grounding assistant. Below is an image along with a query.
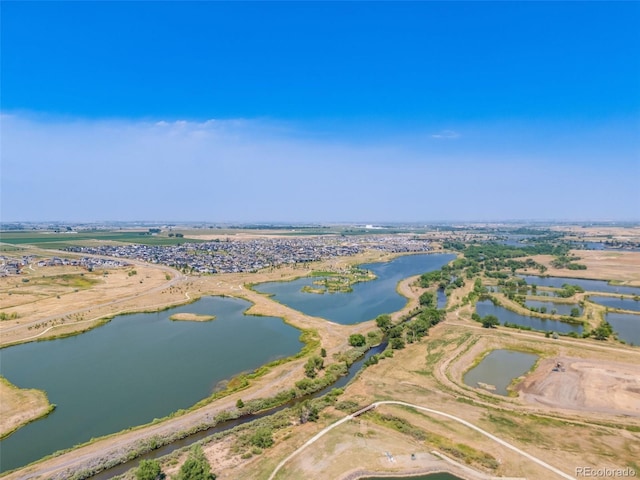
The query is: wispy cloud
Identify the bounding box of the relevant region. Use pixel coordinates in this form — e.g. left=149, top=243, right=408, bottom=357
left=1, top=113, right=637, bottom=222
left=431, top=130, right=460, bottom=139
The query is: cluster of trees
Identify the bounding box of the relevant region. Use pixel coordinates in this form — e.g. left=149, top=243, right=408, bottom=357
left=135, top=445, right=216, bottom=480
left=348, top=333, right=366, bottom=347
left=556, top=284, right=585, bottom=298
left=471, top=313, right=500, bottom=328
left=551, top=255, right=587, bottom=270
left=304, top=355, right=324, bottom=378
left=591, top=321, right=614, bottom=340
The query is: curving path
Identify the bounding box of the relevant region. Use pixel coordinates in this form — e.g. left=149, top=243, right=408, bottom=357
left=267, top=400, right=576, bottom=480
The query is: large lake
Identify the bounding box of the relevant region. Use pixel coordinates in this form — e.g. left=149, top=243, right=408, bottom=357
left=254, top=253, right=455, bottom=324
left=0, top=296, right=303, bottom=472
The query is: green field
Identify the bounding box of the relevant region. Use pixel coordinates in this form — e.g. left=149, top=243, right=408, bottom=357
left=0, top=231, right=205, bottom=248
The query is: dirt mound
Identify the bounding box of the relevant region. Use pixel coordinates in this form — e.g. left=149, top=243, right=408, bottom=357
left=517, top=357, right=640, bottom=417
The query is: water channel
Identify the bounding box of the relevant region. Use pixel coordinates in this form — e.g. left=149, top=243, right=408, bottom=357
left=463, top=349, right=539, bottom=395
left=475, top=301, right=583, bottom=335
left=254, top=253, right=455, bottom=324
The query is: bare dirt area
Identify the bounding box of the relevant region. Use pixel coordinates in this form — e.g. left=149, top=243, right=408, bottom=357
left=517, top=357, right=640, bottom=417
left=530, top=250, right=640, bottom=286
left=0, top=377, right=53, bottom=439
left=0, top=251, right=180, bottom=347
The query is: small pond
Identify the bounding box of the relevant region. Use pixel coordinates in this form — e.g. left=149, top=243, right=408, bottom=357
left=589, top=296, right=640, bottom=313
left=605, top=312, right=640, bottom=346
left=463, top=349, right=538, bottom=396
left=519, top=275, right=640, bottom=296
left=363, top=474, right=463, bottom=480
left=475, top=301, right=583, bottom=334
left=524, top=300, right=581, bottom=316
left=437, top=288, right=447, bottom=309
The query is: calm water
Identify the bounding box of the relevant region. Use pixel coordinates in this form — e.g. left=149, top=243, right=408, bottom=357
left=520, top=275, right=640, bottom=296
left=254, top=254, right=455, bottom=324
left=0, top=296, right=303, bottom=472
left=475, top=301, right=583, bottom=334
left=437, top=288, right=447, bottom=309
left=463, top=349, right=538, bottom=396
left=589, top=296, right=640, bottom=313
left=524, top=300, right=581, bottom=316
left=605, top=312, right=640, bottom=345
left=363, top=474, right=462, bottom=480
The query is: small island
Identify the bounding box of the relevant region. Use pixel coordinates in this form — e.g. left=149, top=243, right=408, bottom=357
left=302, top=267, right=376, bottom=294
left=169, top=313, right=216, bottom=322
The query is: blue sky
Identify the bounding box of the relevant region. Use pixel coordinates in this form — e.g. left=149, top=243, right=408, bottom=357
left=2, top=2, right=639, bottom=222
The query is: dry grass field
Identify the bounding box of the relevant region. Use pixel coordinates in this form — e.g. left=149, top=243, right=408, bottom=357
left=3, top=234, right=640, bottom=480
left=0, top=377, right=53, bottom=439
left=530, top=250, right=640, bottom=286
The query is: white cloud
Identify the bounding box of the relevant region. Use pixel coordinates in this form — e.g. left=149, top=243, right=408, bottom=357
left=1, top=113, right=637, bottom=222
left=431, top=129, right=460, bottom=139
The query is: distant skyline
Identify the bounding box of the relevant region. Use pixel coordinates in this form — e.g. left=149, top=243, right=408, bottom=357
left=2, top=2, right=639, bottom=222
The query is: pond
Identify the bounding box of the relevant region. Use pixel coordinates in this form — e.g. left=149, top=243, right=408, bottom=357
left=605, top=312, right=640, bottom=346
left=0, top=296, right=303, bottom=473
left=463, top=349, right=539, bottom=396
left=437, top=288, right=447, bottom=309
left=524, top=300, right=581, bottom=316
left=475, top=301, right=583, bottom=335
left=362, top=474, right=462, bottom=480
left=254, top=254, right=455, bottom=324
left=588, top=296, right=640, bottom=313
left=519, top=275, right=640, bottom=296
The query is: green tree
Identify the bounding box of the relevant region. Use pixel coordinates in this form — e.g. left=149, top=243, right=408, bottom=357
left=375, top=314, right=392, bottom=332
left=320, top=348, right=327, bottom=357
left=481, top=315, right=499, bottom=328
left=419, top=291, right=435, bottom=308
left=348, top=334, right=366, bottom=347
left=236, top=398, right=244, bottom=409
left=592, top=321, right=613, bottom=340
left=176, top=445, right=215, bottom=480
left=570, top=307, right=580, bottom=317
left=250, top=427, right=274, bottom=448
left=390, top=337, right=405, bottom=350
left=135, top=459, right=164, bottom=480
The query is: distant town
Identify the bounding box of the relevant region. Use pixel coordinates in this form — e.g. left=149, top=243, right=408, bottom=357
left=64, top=236, right=432, bottom=274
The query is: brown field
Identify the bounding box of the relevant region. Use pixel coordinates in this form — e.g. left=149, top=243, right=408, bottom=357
left=529, top=250, right=640, bottom=286
left=3, top=241, right=640, bottom=480
left=517, top=357, right=640, bottom=417
left=551, top=225, right=640, bottom=242
left=0, top=377, right=53, bottom=439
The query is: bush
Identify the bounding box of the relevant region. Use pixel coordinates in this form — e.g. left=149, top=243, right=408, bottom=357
left=176, top=445, right=215, bottom=480
left=348, top=334, right=366, bottom=347
left=250, top=427, right=274, bottom=449
left=135, top=459, right=164, bottom=480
